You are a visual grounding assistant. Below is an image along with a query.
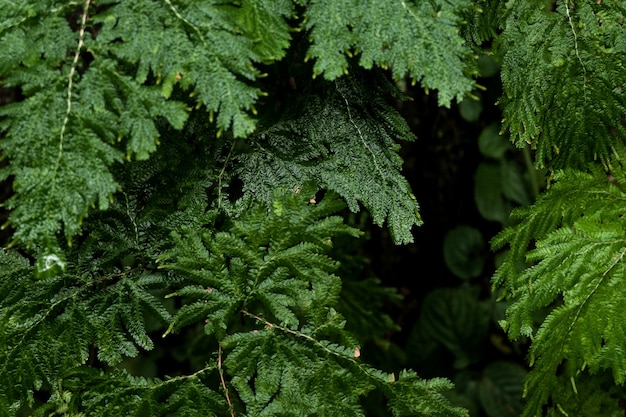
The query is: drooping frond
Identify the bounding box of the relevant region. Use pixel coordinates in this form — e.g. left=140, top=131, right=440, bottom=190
left=497, top=0, right=626, bottom=169
left=237, top=67, right=422, bottom=244
left=302, top=0, right=477, bottom=107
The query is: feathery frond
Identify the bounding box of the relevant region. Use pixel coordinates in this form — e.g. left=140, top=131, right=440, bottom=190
left=497, top=0, right=626, bottom=169
left=492, top=162, right=626, bottom=416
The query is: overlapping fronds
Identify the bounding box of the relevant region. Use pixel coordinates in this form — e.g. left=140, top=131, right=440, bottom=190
left=490, top=1, right=626, bottom=414
left=0, top=0, right=292, bottom=252
left=0, top=128, right=219, bottom=413
left=0, top=0, right=478, bottom=256
left=0, top=1, right=490, bottom=416
left=43, top=366, right=226, bottom=417
left=0, top=251, right=172, bottom=411
left=160, top=188, right=466, bottom=416
left=498, top=0, right=626, bottom=169
left=492, top=163, right=626, bottom=416
left=159, top=184, right=363, bottom=337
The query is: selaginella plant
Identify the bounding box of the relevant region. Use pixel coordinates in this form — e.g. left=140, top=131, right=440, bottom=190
left=1, top=1, right=625, bottom=416
left=491, top=0, right=626, bottom=416
left=0, top=0, right=477, bottom=415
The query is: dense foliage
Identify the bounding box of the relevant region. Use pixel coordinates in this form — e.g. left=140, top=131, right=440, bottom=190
left=1, top=0, right=625, bottom=416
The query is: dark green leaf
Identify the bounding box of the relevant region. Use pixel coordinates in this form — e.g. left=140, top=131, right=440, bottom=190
left=443, top=225, right=485, bottom=280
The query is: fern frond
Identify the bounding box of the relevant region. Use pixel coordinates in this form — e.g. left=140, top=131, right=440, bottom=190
left=161, top=186, right=360, bottom=333
left=460, top=0, right=506, bottom=47
left=491, top=167, right=620, bottom=292
left=161, top=188, right=464, bottom=416
left=222, top=313, right=466, bottom=417
left=0, top=261, right=92, bottom=406
left=492, top=162, right=626, bottom=416
left=238, top=68, right=422, bottom=244
left=303, top=0, right=476, bottom=107
left=542, top=371, right=625, bottom=417
left=56, top=366, right=225, bottom=417
left=0, top=251, right=173, bottom=410
left=0, top=0, right=292, bottom=252
left=0, top=2, right=486, bottom=415
left=497, top=0, right=626, bottom=169
left=91, top=0, right=291, bottom=137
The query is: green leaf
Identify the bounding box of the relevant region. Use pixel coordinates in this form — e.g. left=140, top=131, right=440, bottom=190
left=478, top=361, right=526, bottom=417
left=416, top=288, right=490, bottom=369
left=474, top=162, right=509, bottom=224
left=478, top=123, right=510, bottom=160
left=477, top=55, right=499, bottom=78
left=458, top=97, right=483, bottom=122
left=443, top=225, right=485, bottom=280
left=500, top=160, right=530, bottom=206
left=162, top=187, right=360, bottom=335
left=0, top=0, right=295, bottom=249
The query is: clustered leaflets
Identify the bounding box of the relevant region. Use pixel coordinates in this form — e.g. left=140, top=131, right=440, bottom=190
left=0, top=0, right=474, bottom=402
left=498, top=0, right=626, bottom=170
left=0, top=187, right=466, bottom=416
left=3, top=0, right=626, bottom=416
left=303, top=0, right=476, bottom=107
left=237, top=66, right=422, bottom=244
left=491, top=166, right=626, bottom=416
left=489, top=1, right=626, bottom=415
left=0, top=0, right=475, bottom=258
left=0, top=253, right=174, bottom=413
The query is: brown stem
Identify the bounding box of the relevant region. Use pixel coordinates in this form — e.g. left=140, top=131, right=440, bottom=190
left=218, top=342, right=235, bottom=417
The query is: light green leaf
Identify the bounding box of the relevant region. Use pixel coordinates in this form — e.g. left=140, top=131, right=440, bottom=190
left=34, top=252, right=66, bottom=280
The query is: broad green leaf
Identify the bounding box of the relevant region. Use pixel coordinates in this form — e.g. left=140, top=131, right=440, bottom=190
left=478, top=361, right=526, bottom=417
left=478, top=123, right=510, bottom=160
left=443, top=225, right=485, bottom=280
left=416, top=288, right=490, bottom=369
left=474, top=162, right=508, bottom=224
left=500, top=160, right=530, bottom=206
left=477, top=55, right=499, bottom=78
left=458, top=97, right=483, bottom=122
